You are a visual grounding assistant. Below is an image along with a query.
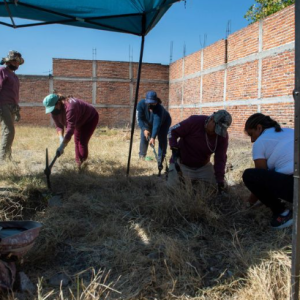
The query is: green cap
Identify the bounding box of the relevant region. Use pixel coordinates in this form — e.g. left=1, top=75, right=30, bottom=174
left=43, top=94, right=59, bottom=114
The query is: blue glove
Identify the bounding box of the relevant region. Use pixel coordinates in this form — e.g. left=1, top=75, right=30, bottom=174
left=56, top=143, right=66, bottom=157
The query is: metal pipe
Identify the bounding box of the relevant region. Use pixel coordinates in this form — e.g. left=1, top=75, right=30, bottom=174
left=126, top=14, right=146, bottom=176
left=291, top=1, right=300, bottom=299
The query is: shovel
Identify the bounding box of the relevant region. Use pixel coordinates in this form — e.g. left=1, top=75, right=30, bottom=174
left=44, top=148, right=58, bottom=190
left=147, top=138, right=165, bottom=177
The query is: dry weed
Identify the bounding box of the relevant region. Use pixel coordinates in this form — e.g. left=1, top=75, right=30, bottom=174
left=0, top=126, right=293, bottom=300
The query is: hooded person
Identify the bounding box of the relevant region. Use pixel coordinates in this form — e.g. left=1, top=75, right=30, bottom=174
left=136, top=90, right=172, bottom=173
left=168, top=110, right=232, bottom=192
left=0, top=50, right=24, bottom=161
left=43, top=93, right=99, bottom=168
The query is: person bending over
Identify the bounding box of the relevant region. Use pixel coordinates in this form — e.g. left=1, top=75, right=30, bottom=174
left=43, top=93, right=99, bottom=168
left=168, top=110, right=232, bottom=192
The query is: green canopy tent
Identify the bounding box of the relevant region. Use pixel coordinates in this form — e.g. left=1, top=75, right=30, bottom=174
left=0, top=0, right=181, bottom=176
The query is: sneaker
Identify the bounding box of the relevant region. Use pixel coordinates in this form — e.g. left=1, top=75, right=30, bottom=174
left=270, top=210, right=293, bottom=229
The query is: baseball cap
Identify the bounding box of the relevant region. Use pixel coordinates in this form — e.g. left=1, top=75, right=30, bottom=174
left=43, top=94, right=59, bottom=114
left=212, top=110, right=232, bottom=137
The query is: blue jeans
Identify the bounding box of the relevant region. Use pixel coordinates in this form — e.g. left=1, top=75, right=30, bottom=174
left=139, top=118, right=171, bottom=168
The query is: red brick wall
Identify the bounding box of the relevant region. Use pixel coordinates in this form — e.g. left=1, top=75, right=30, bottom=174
left=184, top=51, right=201, bottom=75
left=228, top=22, right=259, bottom=62
left=19, top=76, right=49, bottom=103
left=226, top=61, right=258, bottom=100
left=203, top=40, right=226, bottom=70
left=263, top=5, right=295, bottom=51
left=18, top=5, right=295, bottom=135
left=53, top=59, right=93, bottom=77
left=202, top=71, right=225, bottom=103
left=261, top=50, right=294, bottom=98
left=18, top=59, right=169, bottom=128
left=169, top=5, right=295, bottom=135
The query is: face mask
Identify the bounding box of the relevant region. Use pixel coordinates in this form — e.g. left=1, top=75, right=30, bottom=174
left=51, top=108, right=62, bottom=115
left=8, top=65, right=18, bottom=71
left=148, top=104, right=156, bottom=110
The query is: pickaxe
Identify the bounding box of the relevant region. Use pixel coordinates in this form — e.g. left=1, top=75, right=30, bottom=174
left=44, top=148, right=58, bottom=190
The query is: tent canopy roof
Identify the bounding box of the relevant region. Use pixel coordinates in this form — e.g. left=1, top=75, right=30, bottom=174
left=0, top=0, right=180, bottom=36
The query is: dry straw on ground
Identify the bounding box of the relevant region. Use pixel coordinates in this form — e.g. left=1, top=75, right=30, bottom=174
left=0, top=125, right=293, bottom=300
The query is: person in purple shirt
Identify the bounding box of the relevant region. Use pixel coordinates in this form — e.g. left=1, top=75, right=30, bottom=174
left=43, top=93, right=99, bottom=168
left=0, top=50, right=24, bottom=161
left=168, top=110, right=232, bottom=192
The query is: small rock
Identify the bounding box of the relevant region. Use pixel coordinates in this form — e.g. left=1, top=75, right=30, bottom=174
left=48, top=273, right=71, bottom=287
left=18, top=272, right=36, bottom=294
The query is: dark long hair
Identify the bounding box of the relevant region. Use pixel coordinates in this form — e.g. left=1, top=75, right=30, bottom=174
left=244, top=113, right=282, bottom=133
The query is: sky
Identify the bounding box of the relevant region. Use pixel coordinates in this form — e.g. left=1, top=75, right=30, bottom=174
left=0, top=0, right=255, bottom=75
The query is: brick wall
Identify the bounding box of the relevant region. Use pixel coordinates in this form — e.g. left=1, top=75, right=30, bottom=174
left=18, top=60, right=169, bottom=128
left=18, top=4, right=295, bottom=137
left=169, top=5, right=295, bottom=137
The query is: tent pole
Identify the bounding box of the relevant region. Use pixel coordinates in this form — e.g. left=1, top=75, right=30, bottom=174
left=126, top=33, right=145, bottom=176
left=291, top=1, right=300, bottom=300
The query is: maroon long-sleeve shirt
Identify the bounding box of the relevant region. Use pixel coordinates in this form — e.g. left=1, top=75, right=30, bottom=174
left=168, top=115, right=228, bottom=183
left=52, top=98, right=98, bottom=141
left=0, top=67, right=19, bottom=105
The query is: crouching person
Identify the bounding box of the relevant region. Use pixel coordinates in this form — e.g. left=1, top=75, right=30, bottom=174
left=167, top=110, right=232, bottom=192
left=43, top=93, right=99, bottom=168
left=243, top=113, right=294, bottom=229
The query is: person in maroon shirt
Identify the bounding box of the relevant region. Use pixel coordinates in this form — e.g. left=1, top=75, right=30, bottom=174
left=168, top=110, right=232, bottom=192
left=43, top=93, right=99, bottom=168
left=0, top=50, right=24, bottom=161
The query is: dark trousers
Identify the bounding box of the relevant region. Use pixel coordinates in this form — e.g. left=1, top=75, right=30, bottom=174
left=242, top=168, right=293, bottom=214
left=139, top=118, right=171, bottom=167
left=74, top=113, right=99, bottom=165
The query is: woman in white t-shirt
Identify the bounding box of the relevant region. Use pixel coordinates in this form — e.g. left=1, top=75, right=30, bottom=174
left=243, top=113, right=294, bottom=229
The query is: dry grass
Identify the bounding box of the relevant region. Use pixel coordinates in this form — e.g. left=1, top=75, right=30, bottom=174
left=0, top=125, right=293, bottom=300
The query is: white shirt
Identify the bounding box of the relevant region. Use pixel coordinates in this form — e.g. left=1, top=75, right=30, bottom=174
left=252, top=127, right=294, bottom=174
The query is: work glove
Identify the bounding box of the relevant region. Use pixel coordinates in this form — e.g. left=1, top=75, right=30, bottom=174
left=59, top=135, right=64, bottom=143
left=15, top=111, right=21, bottom=122
left=14, top=105, right=21, bottom=122
left=56, top=142, right=66, bottom=157
left=171, top=147, right=180, bottom=163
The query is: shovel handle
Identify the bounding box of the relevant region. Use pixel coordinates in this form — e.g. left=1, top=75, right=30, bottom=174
left=49, top=154, right=58, bottom=170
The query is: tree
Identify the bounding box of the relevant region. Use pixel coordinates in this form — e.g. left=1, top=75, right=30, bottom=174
left=244, top=0, right=295, bottom=23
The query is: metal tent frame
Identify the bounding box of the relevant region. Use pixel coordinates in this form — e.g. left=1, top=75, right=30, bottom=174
left=292, top=1, right=300, bottom=299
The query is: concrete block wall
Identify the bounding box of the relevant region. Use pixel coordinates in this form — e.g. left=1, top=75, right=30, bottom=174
left=17, top=4, right=295, bottom=136
left=18, top=60, right=169, bottom=128
left=169, top=4, right=295, bottom=136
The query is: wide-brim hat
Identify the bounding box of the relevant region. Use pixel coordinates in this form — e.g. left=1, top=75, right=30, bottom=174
left=145, top=90, right=158, bottom=104
left=1, top=50, right=24, bottom=65
left=43, top=94, right=59, bottom=114
left=213, top=110, right=232, bottom=137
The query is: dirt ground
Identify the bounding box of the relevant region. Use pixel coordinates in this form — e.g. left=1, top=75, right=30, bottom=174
left=0, top=126, right=293, bottom=300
